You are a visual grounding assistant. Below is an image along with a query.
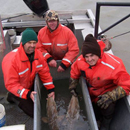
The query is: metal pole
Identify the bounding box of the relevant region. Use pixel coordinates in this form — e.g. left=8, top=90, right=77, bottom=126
left=80, top=77, right=99, bottom=130
left=94, top=2, right=130, bottom=39
left=0, top=16, right=6, bottom=95
left=0, top=16, right=5, bottom=52
left=96, top=2, right=130, bottom=7
left=98, top=14, right=130, bottom=36
left=34, top=74, right=42, bottom=130
left=94, top=3, right=100, bottom=39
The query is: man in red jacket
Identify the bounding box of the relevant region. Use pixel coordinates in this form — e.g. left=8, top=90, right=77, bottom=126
left=69, top=34, right=130, bottom=130
left=36, top=10, right=79, bottom=72
left=2, top=28, right=55, bottom=118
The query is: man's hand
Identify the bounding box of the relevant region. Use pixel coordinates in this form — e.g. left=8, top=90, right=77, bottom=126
left=48, top=60, right=57, bottom=67
left=97, top=93, right=113, bottom=109
left=57, top=66, right=65, bottom=72
left=97, top=86, right=126, bottom=109
left=69, top=78, right=79, bottom=96
left=48, top=92, right=55, bottom=100
left=30, top=91, right=37, bottom=102
left=70, top=89, right=78, bottom=97
left=69, top=78, right=79, bottom=90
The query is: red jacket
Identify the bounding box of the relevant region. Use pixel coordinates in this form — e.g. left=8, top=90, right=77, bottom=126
left=36, top=24, right=79, bottom=68
left=70, top=53, right=130, bottom=102
left=2, top=44, right=55, bottom=99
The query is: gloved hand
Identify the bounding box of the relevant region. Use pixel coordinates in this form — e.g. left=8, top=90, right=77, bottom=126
left=70, top=89, right=78, bottom=97
left=69, top=78, right=79, bottom=97
left=97, top=93, right=113, bottom=109
left=97, top=86, right=126, bottom=109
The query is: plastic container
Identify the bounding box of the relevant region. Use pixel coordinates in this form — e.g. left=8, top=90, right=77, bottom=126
left=0, top=104, right=6, bottom=127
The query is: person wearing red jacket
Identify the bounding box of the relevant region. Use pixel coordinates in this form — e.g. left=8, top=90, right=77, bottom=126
left=36, top=10, right=79, bottom=72
left=69, top=34, right=130, bottom=130
left=2, top=28, right=55, bottom=118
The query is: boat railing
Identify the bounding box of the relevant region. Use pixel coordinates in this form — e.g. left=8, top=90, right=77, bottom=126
left=94, top=2, right=130, bottom=39
left=34, top=74, right=42, bottom=130
left=80, top=76, right=99, bottom=130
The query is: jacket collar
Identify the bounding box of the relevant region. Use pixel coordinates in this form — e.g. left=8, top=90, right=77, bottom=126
left=80, top=54, right=102, bottom=69
left=18, top=43, right=38, bottom=62
left=18, top=43, right=29, bottom=61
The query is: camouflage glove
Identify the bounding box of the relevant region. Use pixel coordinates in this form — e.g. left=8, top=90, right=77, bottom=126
left=97, top=86, right=126, bottom=109
left=70, top=89, right=78, bottom=97
left=69, top=78, right=79, bottom=97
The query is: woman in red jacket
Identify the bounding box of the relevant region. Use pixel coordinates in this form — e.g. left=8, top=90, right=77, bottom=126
left=36, top=10, right=79, bottom=72
left=2, top=28, right=55, bottom=117
left=69, top=34, right=130, bottom=130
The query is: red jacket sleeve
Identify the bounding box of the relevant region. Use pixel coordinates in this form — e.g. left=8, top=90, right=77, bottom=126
left=38, top=52, right=55, bottom=90
left=61, top=29, right=79, bottom=67
left=2, top=57, right=29, bottom=99
left=111, top=59, right=130, bottom=95
left=36, top=28, right=52, bottom=61
left=70, top=57, right=82, bottom=79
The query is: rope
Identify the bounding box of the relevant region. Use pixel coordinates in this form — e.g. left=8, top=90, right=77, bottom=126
left=109, top=30, right=130, bottom=39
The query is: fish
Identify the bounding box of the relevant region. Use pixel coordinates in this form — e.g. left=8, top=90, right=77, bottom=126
left=61, top=95, right=80, bottom=130
left=66, top=95, right=80, bottom=120
left=64, top=95, right=90, bottom=130
left=42, top=95, right=84, bottom=130
left=42, top=97, right=60, bottom=130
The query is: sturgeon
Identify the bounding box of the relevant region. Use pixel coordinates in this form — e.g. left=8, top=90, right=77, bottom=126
left=42, top=97, right=59, bottom=130
left=42, top=95, right=82, bottom=130
left=61, top=95, right=80, bottom=130
left=66, top=95, right=80, bottom=120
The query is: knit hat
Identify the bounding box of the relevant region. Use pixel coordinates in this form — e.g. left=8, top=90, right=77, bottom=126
left=82, top=34, right=101, bottom=58
left=21, top=28, right=38, bottom=45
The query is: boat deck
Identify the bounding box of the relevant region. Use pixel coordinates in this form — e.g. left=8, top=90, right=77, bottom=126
left=0, top=95, right=33, bottom=130
left=0, top=9, right=94, bottom=130
left=1, top=7, right=130, bottom=130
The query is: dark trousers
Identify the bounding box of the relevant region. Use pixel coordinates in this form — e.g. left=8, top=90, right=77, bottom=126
left=18, top=97, right=34, bottom=118
left=92, top=102, right=116, bottom=130
left=7, top=92, right=34, bottom=118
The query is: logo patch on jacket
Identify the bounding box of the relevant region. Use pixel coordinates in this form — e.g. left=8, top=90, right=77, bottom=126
left=17, top=89, right=21, bottom=94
